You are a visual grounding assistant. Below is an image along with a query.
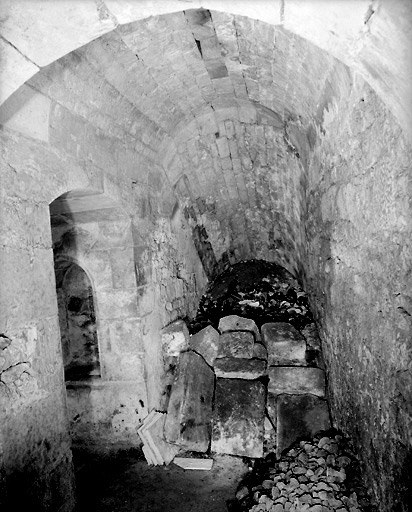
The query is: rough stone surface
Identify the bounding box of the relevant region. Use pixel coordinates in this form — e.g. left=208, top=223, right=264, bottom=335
left=218, top=331, right=255, bottom=358
left=305, top=78, right=412, bottom=511
left=161, top=320, right=190, bottom=359
left=301, top=323, right=322, bottom=351
left=274, top=394, right=331, bottom=457
left=269, top=367, right=326, bottom=398
left=189, top=325, right=219, bottom=367
left=214, top=357, right=267, bottom=379
left=233, top=431, right=375, bottom=512
left=253, top=342, right=268, bottom=361
left=212, top=379, right=266, bottom=458
left=164, top=351, right=215, bottom=452
left=218, top=315, right=260, bottom=341
left=262, top=322, right=307, bottom=366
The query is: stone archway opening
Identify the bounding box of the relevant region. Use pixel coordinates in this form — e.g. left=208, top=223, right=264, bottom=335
left=48, top=189, right=148, bottom=454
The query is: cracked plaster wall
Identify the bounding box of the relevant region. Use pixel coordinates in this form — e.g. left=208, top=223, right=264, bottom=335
left=305, top=76, right=412, bottom=512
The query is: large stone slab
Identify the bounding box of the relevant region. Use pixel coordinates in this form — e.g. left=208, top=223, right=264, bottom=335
left=218, top=315, right=260, bottom=341
left=273, top=394, right=331, bottom=457
left=269, top=367, right=326, bottom=397
left=189, top=325, right=219, bottom=367
left=214, top=357, right=267, bottom=379
left=161, top=319, right=189, bottom=358
left=212, top=379, right=266, bottom=458
left=164, top=350, right=215, bottom=452
left=261, top=322, right=307, bottom=365
left=218, top=331, right=254, bottom=358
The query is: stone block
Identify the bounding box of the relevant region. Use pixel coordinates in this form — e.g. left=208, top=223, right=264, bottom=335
left=301, top=323, right=322, bottom=351
left=268, top=367, right=326, bottom=397
left=218, top=331, right=255, bottom=358
left=253, top=342, right=268, bottom=360
left=218, top=315, right=260, bottom=341
left=164, top=351, right=215, bottom=452
left=274, top=394, right=331, bottom=457
left=161, top=319, right=189, bottom=359
left=189, top=325, right=219, bottom=367
left=214, top=357, right=267, bottom=379
left=261, top=322, right=307, bottom=365
left=211, top=379, right=266, bottom=458
left=0, top=84, right=51, bottom=142
left=0, top=37, right=40, bottom=105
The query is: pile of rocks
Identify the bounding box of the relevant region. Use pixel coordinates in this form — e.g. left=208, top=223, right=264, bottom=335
left=232, top=431, right=375, bottom=512
left=188, top=260, right=314, bottom=334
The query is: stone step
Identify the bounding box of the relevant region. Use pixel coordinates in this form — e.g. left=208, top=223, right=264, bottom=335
left=268, top=366, right=326, bottom=397
left=214, top=357, right=267, bottom=379
left=164, top=350, right=215, bottom=452
left=218, top=315, right=261, bottom=341
left=211, top=378, right=266, bottom=458
left=261, top=322, right=307, bottom=365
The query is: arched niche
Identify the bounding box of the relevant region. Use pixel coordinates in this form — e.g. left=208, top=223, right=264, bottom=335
left=55, top=260, right=100, bottom=381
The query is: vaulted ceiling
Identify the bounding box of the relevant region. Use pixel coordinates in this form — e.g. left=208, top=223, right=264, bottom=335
left=22, top=9, right=355, bottom=275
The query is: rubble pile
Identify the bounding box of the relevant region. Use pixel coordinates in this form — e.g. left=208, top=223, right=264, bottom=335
left=231, top=430, right=375, bottom=512
left=188, top=260, right=313, bottom=334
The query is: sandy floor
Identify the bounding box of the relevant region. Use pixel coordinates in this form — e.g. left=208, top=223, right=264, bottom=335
left=74, top=450, right=249, bottom=512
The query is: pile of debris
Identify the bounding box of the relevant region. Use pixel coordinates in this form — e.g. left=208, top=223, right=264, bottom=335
left=139, top=311, right=329, bottom=466
left=188, top=260, right=313, bottom=335
left=230, top=430, right=376, bottom=512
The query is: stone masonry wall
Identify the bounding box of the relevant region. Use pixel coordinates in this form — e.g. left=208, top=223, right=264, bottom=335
left=51, top=214, right=148, bottom=451
left=305, top=75, right=412, bottom=512
left=0, top=127, right=76, bottom=510
left=167, top=114, right=307, bottom=279
left=0, top=51, right=207, bottom=506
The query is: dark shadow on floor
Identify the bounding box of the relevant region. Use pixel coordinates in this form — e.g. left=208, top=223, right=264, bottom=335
left=73, top=449, right=249, bottom=512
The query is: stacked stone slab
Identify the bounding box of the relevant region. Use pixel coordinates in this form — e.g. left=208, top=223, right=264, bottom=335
left=155, top=317, right=330, bottom=465
left=211, top=316, right=267, bottom=457
left=188, top=324, right=220, bottom=367
left=211, top=378, right=266, bottom=458
left=261, top=322, right=307, bottom=366
left=214, top=315, right=268, bottom=379
left=262, top=322, right=331, bottom=457
left=164, top=350, right=215, bottom=452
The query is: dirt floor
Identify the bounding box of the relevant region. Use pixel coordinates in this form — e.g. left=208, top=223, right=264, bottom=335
left=74, top=449, right=249, bottom=512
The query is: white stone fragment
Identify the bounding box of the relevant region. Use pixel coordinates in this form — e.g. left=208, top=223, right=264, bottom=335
left=161, top=320, right=189, bottom=358
left=173, top=457, right=213, bottom=471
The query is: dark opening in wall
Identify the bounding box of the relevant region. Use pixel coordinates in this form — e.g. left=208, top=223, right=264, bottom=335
left=55, top=262, right=100, bottom=381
